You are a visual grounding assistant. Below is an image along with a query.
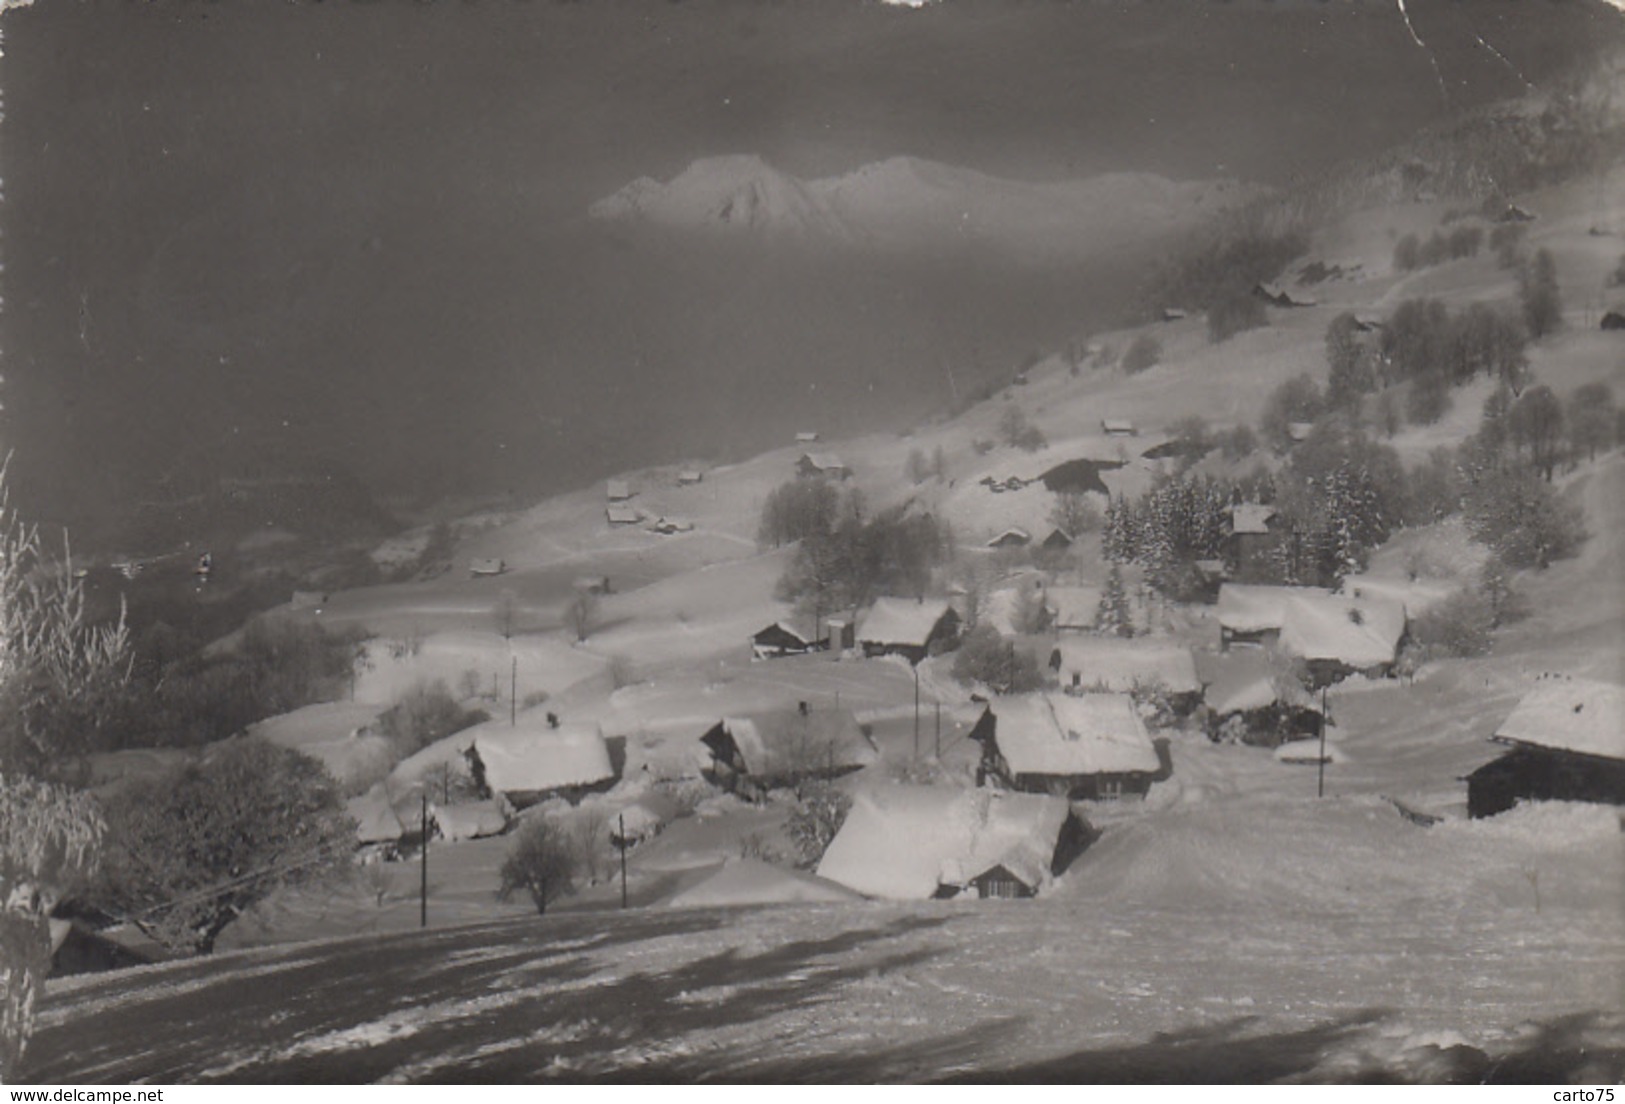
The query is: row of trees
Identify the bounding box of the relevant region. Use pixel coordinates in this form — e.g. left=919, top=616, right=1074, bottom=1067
left=764, top=481, right=953, bottom=621
left=1392, top=223, right=1483, bottom=272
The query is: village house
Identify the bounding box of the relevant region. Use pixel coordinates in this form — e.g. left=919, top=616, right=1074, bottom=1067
left=750, top=621, right=821, bottom=660
left=1220, top=503, right=1283, bottom=584
left=816, top=784, right=1091, bottom=900
left=1198, top=651, right=1323, bottom=746
left=1161, top=307, right=1187, bottom=322
left=1601, top=310, right=1625, bottom=331
left=457, top=713, right=616, bottom=808
left=972, top=692, right=1162, bottom=801
left=795, top=431, right=821, bottom=443
left=1040, top=527, right=1074, bottom=553
left=430, top=798, right=511, bottom=843
left=1048, top=638, right=1202, bottom=714
left=606, top=479, right=633, bottom=501
left=468, top=557, right=507, bottom=578
left=1215, top=583, right=1408, bottom=686
left=796, top=452, right=851, bottom=480
left=346, top=785, right=409, bottom=857
left=605, top=503, right=641, bottom=526
left=1465, top=677, right=1625, bottom=819
left=1101, top=418, right=1137, bottom=437
left=856, top=597, right=961, bottom=663
left=677, top=469, right=705, bottom=485
left=698, top=705, right=875, bottom=795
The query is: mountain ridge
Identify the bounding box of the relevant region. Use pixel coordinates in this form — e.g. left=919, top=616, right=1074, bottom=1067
left=591, top=154, right=1267, bottom=262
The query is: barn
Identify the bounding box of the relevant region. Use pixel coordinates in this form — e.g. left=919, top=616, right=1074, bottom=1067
left=1466, top=677, right=1625, bottom=819
left=856, top=597, right=961, bottom=663
left=751, top=621, right=820, bottom=660
left=815, top=784, right=1090, bottom=901
left=973, top=692, right=1162, bottom=801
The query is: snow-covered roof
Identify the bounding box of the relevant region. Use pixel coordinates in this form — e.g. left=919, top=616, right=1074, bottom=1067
left=1494, top=677, right=1624, bottom=762
left=431, top=799, right=509, bottom=842
left=1227, top=503, right=1276, bottom=535
left=606, top=504, right=641, bottom=524
left=752, top=621, right=811, bottom=647
left=347, top=786, right=406, bottom=844
left=1217, top=584, right=1407, bottom=667
left=1278, top=591, right=1407, bottom=668
left=1101, top=419, right=1136, bottom=434
left=1047, top=585, right=1103, bottom=630
left=249, top=701, right=384, bottom=751
left=795, top=431, right=821, bottom=443
left=858, top=597, right=955, bottom=648
left=1200, top=652, right=1316, bottom=716
left=1050, top=638, right=1200, bottom=694
left=666, top=858, right=861, bottom=908
left=606, top=480, right=633, bottom=500
left=991, top=693, right=1159, bottom=776
left=1275, top=740, right=1345, bottom=765
left=987, top=527, right=1032, bottom=548
left=816, top=785, right=1072, bottom=900
left=677, top=470, right=704, bottom=483
left=454, top=715, right=615, bottom=794
left=712, top=709, right=875, bottom=777
left=799, top=452, right=848, bottom=472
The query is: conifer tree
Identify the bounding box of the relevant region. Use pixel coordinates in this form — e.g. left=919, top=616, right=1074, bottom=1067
left=1094, top=565, right=1134, bottom=638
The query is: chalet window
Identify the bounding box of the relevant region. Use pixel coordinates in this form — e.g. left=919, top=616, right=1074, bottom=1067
left=1098, top=777, right=1123, bottom=802
left=980, top=876, right=1023, bottom=899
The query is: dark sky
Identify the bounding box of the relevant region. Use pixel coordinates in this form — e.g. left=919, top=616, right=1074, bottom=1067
left=2, top=0, right=1620, bottom=532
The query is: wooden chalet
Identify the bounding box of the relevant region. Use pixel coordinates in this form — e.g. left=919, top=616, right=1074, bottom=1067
left=698, top=705, right=875, bottom=795
left=816, top=784, right=1089, bottom=901
left=1466, top=677, right=1625, bottom=819
left=1220, top=502, right=1283, bottom=583
left=856, top=597, right=961, bottom=663
left=750, top=621, right=821, bottom=660
left=1048, top=638, right=1201, bottom=714
left=796, top=452, right=851, bottom=480
left=1215, top=583, right=1408, bottom=686
left=972, top=692, right=1161, bottom=801
left=455, top=713, right=616, bottom=808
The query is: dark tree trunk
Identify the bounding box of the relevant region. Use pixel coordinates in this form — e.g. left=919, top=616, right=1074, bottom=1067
left=0, top=906, right=53, bottom=1084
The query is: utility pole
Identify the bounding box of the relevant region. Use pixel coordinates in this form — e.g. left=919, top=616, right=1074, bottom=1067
left=511, top=655, right=518, bottom=727
left=1317, top=683, right=1329, bottom=799
left=935, top=701, right=942, bottom=759
left=913, top=662, right=921, bottom=762
left=419, top=792, right=429, bottom=928
left=618, top=814, right=629, bottom=910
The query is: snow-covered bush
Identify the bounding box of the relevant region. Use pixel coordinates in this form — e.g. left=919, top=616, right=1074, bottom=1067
left=785, top=782, right=852, bottom=869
